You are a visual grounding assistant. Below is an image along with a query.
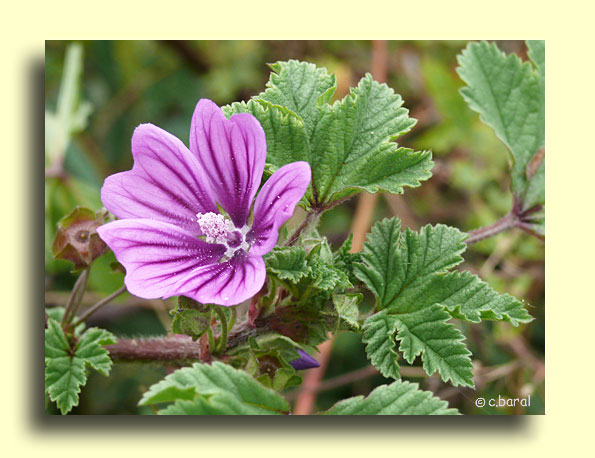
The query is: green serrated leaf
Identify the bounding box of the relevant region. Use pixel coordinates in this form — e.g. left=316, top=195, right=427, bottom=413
left=45, top=318, right=116, bottom=414
left=323, top=380, right=458, bottom=415
left=45, top=355, right=86, bottom=415
left=304, top=241, right=352, bottom=292
left=139, top=361, right=290, bottom=415
left=395, top=304, right=474, bottom=387
left=361, top=310, right=400, bottom=379
left=457, top=41, right=544, bottom=211
left=74, top=327, right=117, bottom=376
left=354, top=217, right=531, bottom=388
left=527, top=40, right=545, bottom=78
left=332, top=293, right=362, bottom=330
left=253, top=61, right=432, bottom=207
left=333, top=234, right=361, bottom=285
left=310, top=259, right=348, bottom=291
left=434, top=271, right=533, bottom=326
left=355, top=219, right=467, bottom=310
left=264, top=246, right=310, bottom=282
left=312, top=74, right=433, bottom=204
left=158, top=392, right=278, bottom=415
left=258, top=60, right=337, bottom=140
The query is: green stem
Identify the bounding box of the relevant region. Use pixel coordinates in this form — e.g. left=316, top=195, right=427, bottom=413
left=73, top=285, right=127, bottom=326
left=61, top=268, right=90, bottom=327
left=229, top=307, right=237, bottom=331
left=213, top=307, right=229, bottom=353
left=206, top=326, right=215, bottom=353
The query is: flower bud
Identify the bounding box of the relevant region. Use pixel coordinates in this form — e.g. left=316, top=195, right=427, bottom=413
left=52, top=207, right=109, bottom=270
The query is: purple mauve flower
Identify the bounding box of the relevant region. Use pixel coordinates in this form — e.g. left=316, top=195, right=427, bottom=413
left=97, top=99, right=311, bottom=306
left=289, top=349, right=320, bottom=371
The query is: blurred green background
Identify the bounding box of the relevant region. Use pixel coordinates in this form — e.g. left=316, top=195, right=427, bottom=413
left=44, top=40, right=544, bottom=415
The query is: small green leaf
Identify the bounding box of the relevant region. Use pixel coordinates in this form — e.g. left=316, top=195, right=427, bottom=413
left=323, top=380, right=458, bottom=415
left=139, top=361, right=290, bottom=415
left=332, top=293, right=362, bottom=330
left=264, top=246, right=310, bottom=282
left=333, top=234, right=361, bottom=285
left=171, top=309, right=211, bottom=340
left=309, top=258, right=349, bottom=291
left=45, top=355, right=86, bottom=415
left=45, top=318, right=116, bottom=414
left=74, top=327, right=117, bottom=376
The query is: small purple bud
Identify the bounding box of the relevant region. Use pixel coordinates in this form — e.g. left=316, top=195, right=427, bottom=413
left=290, top=349, right=320, bottom=371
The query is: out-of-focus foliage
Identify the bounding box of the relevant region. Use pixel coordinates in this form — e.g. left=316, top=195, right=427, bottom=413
left=457, top=41, right=545, bottom=235
left=45, top=41, right=544, bottom=415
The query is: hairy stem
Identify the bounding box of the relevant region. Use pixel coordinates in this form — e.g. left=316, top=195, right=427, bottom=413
left=206, top=326, right=215, bottom=354
left=229, top=307, right=237, bottom=331
left=284, top=210, right=320, bottom=247
left=105, top=336, right=205, bottom=364
left=213, top=306, right=228, bottom=353
left=105, top=319, right=272, bottom=364
left=465, top=212, right=519, bottom=245
left=73, top=285, right=127, bottom=326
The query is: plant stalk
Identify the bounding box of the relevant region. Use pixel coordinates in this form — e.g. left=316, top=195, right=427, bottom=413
left=284, top=210, right=320, bottom=247
left=213, top=306, right=229, bottom=353
left=61, top=268, right=90, bottom=327
left=465, top=212, right=519, bottom=245
left=73, top=285, right=127, bottom=326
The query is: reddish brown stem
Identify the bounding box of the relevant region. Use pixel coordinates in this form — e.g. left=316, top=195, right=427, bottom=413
left=465, top=212, right=519, bottom=245
left=105, top=335, right=205, bottom=364
left=284, top=210, right=320, bottom=247
left=105, top=320, right=272, bottom=365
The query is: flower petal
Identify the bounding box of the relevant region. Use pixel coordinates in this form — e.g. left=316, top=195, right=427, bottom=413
left=101, top=124, right=218, bottom=234
left=189, top=99, right=266, bottom=228
left=97, top=219, right=225, bottom=300
left=174, top=251, right=266, bottom=307
left=248, top=162, right=311, bottom=256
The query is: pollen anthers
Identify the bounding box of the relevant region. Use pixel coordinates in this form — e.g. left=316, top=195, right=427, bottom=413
left=196, top=212, right=250, bottom=258
left=196, top=212, right=234, bottom=244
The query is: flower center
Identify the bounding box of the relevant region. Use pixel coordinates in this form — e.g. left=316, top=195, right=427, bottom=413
left=196, top=212, right=250, bottom=259
left=196, top=212, right=234, bottom=244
